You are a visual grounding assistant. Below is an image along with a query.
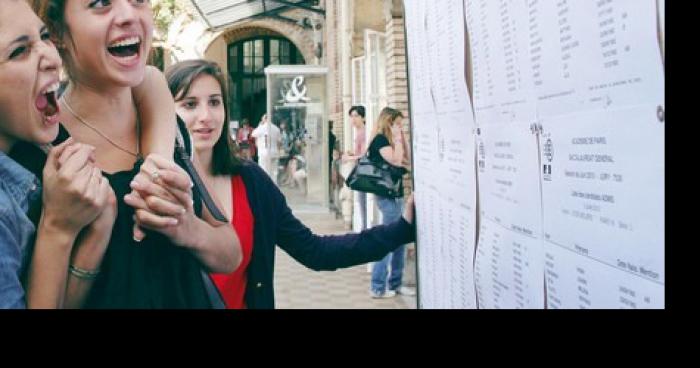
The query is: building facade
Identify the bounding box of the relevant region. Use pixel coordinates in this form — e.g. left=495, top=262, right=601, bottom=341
left=161, top=0, right=412, bottom=228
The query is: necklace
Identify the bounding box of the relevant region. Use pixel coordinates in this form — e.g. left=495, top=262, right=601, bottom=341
left=60, top=93, right=141, bottom=159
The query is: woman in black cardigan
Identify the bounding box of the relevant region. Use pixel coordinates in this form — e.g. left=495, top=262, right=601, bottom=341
left=165, top=60, right=415, bottom=309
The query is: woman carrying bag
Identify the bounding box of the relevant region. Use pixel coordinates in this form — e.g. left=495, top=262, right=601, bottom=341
left=366, top=107, right=415, bottom=299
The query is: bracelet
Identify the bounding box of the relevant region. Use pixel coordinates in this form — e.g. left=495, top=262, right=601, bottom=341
left=68, top=265, right=100, bottom=280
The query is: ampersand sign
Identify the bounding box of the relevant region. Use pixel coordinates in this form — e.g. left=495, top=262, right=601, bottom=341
left=284, top=76, right=311, bottom=103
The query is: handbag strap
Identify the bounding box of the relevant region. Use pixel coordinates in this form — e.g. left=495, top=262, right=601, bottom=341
left=175, top=117, right=227, bottom=309
left=175, top=117, right=229, bottom=223
left=201, top=269, right=226, bottom=309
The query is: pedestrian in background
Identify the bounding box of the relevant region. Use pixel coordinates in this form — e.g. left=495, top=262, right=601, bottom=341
left=251, top=113, right=281, bottom=184
left=343, top=106, right=368, bottom=231
left=236, top=118, right=254, bottom=160
left=366, top=107, right=415, bottom=298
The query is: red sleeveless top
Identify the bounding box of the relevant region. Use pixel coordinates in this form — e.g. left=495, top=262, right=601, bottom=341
left=210, top=176, right=254, bottom=309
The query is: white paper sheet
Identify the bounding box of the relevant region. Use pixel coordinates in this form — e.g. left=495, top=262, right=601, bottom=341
left=525, top=0, right=664, bottom=117
left=413, top=113, right=478, bottom=309
left=540, top=105, right=664, bottom=308
left=465, top=0, right=537, bottom=124
left=474, top=124, right=545, bottom=308
left=406, top=0, right=478, bottom=309
left=545, top=243, right=664, bottom=309
left=476, top=219, right=544, bottom=309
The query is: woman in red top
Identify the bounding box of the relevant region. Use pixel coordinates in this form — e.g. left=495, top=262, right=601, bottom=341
left=166, top=60, right=252, bottom=308
left=166, top=60, right=415, bottom=309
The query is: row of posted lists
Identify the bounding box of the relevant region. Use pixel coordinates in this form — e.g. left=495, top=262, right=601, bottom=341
left=405, top=0, right=664, bottom=308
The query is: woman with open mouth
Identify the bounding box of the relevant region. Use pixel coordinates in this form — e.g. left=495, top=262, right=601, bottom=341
left=0, top=0, right=117, bottom=309
left=26, top=0, right=242, bottom=308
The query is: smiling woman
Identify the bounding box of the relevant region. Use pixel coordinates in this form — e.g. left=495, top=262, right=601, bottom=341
left=25, top=0, right=243, bottom=309
left=35, top=0, right=153, bottom=89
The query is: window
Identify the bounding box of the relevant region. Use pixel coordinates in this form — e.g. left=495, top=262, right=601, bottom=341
left=227, top=37, right=305, bottom=127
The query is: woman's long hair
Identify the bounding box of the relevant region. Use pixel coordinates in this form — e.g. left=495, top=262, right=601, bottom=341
left=165, top=59, right=242, bottom=176
left=371, top=107, right=404, bottom=148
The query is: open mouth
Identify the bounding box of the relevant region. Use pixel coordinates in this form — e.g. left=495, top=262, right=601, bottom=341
left=107, top=36, right=141, bottom=59
left=36, top=82, right=60, bottom=123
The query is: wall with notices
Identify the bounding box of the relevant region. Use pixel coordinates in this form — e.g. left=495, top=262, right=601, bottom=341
left=404, top=0, right=664, bottom=309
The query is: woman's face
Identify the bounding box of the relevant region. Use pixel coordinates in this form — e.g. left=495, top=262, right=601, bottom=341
left=175, top=74, right=226, bottom=153
left=350, top=110, right=364, bottom=128
left=0, top=0, right=62, bottom=152
left=393, top=116, right=403, bottom=127
left=63, top=0, right=153, bottom=88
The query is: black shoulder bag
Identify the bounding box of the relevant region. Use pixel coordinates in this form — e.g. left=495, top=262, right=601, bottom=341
left=345, top=153, right=407, bottom=198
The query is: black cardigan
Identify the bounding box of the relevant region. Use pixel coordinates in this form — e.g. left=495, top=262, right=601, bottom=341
left=237, top=162, right=415, bottom=309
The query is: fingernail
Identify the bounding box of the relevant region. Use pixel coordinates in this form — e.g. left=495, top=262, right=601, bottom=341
left=170, top=218, right=179, bottom=226
left=180, top=207, right=186, bottom=214
left=130, top=181, right=140, bottom=189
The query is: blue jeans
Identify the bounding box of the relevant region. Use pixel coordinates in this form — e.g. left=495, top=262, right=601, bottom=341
left=371, top=196, right=405, bottom=294
left=356, top=190, right=367, bottom=230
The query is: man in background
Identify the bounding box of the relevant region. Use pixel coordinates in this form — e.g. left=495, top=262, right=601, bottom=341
left=252, top=114, right=282, bottom=184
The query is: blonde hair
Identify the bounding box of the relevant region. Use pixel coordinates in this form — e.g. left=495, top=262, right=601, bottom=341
left=371, top=107, right=404, bottom=148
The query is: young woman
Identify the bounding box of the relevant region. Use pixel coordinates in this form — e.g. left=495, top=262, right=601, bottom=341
left=366, top=107, right=414, bottom=298
left=343, top=105, right=368, bottom=231
left=165, top=59, right=416, bottom=309
left=0, top=0, right=115, bottom=309
left=31, top=0, right=241, bottom=308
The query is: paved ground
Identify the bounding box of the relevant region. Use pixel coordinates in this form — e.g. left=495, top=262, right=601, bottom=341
left=273, top=188, right=417, bottom=309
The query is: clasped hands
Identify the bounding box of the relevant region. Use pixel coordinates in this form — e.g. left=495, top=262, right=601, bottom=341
left=124, top=154, right=197, bottom=247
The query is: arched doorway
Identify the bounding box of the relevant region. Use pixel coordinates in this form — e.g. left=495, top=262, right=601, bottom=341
left=228, top=37, right=306, bottom=127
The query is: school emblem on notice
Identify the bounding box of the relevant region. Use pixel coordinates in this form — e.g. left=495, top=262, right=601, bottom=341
left=544, top=138, right=553, bottom=162
left=543, top=138, right=553, bottom=181
left=478, top=140, right=485, bottom=170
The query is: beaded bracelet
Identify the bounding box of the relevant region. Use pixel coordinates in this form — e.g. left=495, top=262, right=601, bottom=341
left=68, top=265, right=100, bottom=280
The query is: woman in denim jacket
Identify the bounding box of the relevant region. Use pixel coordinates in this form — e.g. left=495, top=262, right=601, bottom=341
left=0, top=0, right=116, bottom=309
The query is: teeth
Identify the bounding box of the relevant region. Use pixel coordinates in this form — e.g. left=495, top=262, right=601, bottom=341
left=109, top=36, right=140, bottom=48
left=43, top=82, right=60, bottom=94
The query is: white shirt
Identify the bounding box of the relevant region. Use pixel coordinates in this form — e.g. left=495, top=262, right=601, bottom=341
left=252, top=121, right=282, bottom=157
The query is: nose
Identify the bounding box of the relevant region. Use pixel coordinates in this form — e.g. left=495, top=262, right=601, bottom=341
left=37, top=41, right=61, bottom=74
left=113, top=0, right=138, bottom=27
left=198, top=105, right=214, bottom=124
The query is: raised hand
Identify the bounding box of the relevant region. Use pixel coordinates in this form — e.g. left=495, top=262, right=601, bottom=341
left=42, top=139, right=108, bottom=235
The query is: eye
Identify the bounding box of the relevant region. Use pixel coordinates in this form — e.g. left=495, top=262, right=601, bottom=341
left=89, top=0, right=112, bottom=9
left=182, top=101, right=197, bottom=110
left=40, top=31, right=53, bottom=43
left=9, top=45, right=29, bottom=60
left=209, top=98, right=221, bottom=107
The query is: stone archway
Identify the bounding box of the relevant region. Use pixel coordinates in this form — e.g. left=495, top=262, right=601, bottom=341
left=202, top=20, right=313, bottom=129
left=205, top=19, right=316, bottom=68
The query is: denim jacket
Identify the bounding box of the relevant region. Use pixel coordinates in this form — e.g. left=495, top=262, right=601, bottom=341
left=0, top=151, right=41, bottom=309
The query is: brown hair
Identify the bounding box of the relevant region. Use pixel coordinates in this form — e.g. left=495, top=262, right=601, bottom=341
left=371, top=107, right=404, bottom=148
left=31, top=0, right=78, bottom=79
left=165, top=59, right=241, bottom=176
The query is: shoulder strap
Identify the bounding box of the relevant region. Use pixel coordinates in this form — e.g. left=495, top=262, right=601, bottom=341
left=174, top=116, right=229, bottom=223
left=201, top=270, right=226, bottom=309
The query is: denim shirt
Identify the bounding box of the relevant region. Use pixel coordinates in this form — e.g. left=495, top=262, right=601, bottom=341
left=0, top=151, right=41, bottom=309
